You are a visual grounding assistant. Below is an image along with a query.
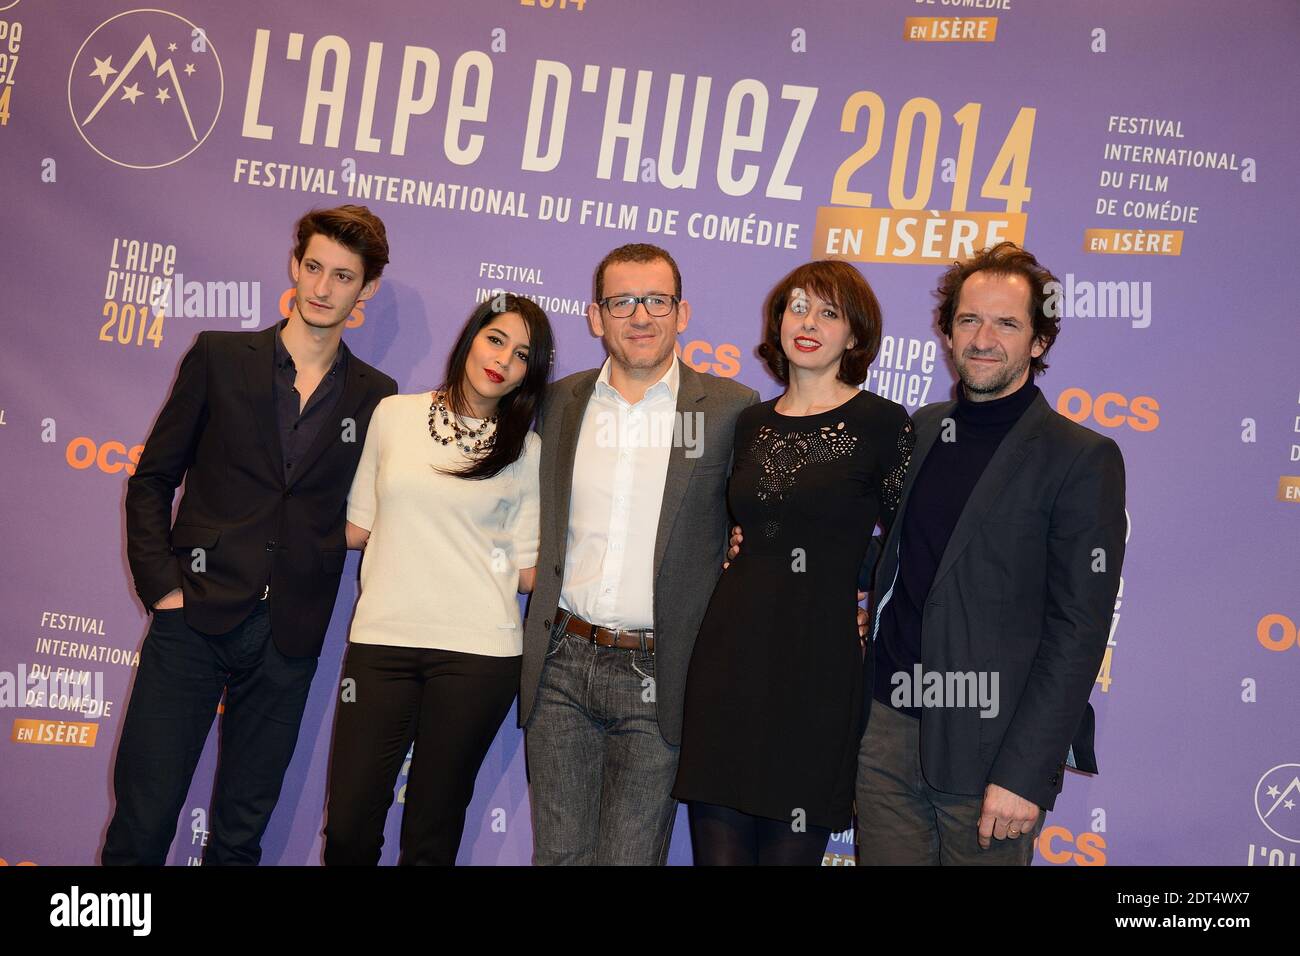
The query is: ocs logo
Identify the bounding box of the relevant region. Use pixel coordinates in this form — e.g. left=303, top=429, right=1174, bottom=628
left=1257, top=613, right=1298, bottom=652
left=1056, top=388, right=1159, bottom=432
left=67, top=9, right=224, bottom=169
left=66, top=436, right=144, bottom=475
left=0, top=857, right=37, bottom=865
left=1255, top=765, right=1300, bottom=844
left=280, top=289, right=367, bottom=329
left=1036, top=826, right=1106, bottom=866
left=675, top=340, right=741, bottom=378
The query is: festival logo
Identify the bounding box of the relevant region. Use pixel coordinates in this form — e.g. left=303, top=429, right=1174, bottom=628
left=1255, top=764, right=1300, bottom=844
left=67, top=8, right=222, bottom=169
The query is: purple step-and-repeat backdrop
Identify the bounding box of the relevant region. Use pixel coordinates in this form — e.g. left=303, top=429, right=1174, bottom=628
left=1, top=0, right=1297, bottom=866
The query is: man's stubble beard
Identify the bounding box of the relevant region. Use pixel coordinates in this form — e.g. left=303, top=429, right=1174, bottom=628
left=957, top=349, right=1031, bottom=397
left=608, top=331, right=675, bottom=373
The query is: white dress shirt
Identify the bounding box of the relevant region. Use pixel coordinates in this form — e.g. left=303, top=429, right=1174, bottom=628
left=559, top=357, right=680, bottom=630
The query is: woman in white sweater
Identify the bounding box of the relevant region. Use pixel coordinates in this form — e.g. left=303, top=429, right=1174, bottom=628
left=323, top=293, right=553, bottom=865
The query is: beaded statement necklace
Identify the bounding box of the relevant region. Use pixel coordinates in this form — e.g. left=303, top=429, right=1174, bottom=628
left=428, top=390, right=497, bottom=456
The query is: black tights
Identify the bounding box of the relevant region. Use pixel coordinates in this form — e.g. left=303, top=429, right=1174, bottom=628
left=688, top=801, right=831, bottom=866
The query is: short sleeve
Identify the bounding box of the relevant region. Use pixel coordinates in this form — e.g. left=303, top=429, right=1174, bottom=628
left=511, top=432, right=541, bottom=569
left=346, top=396, right=386, bottom=531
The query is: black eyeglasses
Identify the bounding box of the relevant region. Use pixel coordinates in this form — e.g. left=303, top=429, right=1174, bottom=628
left=598, top=294, right=680, bottom=318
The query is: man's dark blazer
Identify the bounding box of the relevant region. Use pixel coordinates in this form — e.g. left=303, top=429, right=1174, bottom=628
left=866, top=388, right=1126, bottom=811
left=519, top=360, right=759, bottom=746
left=125, top=322, right=396, bottom=658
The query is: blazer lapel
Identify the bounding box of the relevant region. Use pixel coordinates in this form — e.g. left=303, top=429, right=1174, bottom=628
left=241, top=325, right=285, bottom=482
left=551, top=370, right=599, bottom=548
left=288, top=355, right=371, bottom=489
left=652, top=360, right=705, bottom=582
left=928, top=391, right=1051, bottom=592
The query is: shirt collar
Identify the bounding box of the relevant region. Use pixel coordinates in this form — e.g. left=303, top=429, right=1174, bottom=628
left=594, top=355, right=680, bottom=405
left=275, top=318, right=349, bottom=375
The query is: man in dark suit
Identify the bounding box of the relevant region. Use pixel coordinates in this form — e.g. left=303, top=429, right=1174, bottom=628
left=103, top=205, right=398, bottom=865
left=856, top=241, right=1126, bottom=865
left=520, top=243, right=758, bottom=865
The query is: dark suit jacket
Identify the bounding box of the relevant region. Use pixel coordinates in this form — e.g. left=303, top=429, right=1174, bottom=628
left=125, top=323, right=397, bottom=658
left=519, top=360, right=759, bottom=745
left=867, top=390, right=1126, bottom=810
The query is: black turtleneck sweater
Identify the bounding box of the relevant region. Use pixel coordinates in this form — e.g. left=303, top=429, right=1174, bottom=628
left=873, top=378, right=1040, bottom=716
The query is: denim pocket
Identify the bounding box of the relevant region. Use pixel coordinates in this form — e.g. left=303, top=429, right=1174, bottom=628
left=629, top=650, right=655, bottom=682
left=545, top=629, right=567, bottom=659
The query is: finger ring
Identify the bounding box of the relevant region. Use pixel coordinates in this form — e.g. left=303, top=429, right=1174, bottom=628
left=1008, top=827, right=1019, bottom=835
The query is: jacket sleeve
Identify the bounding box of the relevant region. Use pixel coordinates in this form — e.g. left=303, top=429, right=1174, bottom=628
left=125, top=332, right=211, bottom=611
left=536, top=386, right=560, bottom=438
left=987, top=435, right=1126, bottom=808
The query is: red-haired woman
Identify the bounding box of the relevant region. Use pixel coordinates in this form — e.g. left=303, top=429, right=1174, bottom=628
left=673, top=261, right=913, bottom=864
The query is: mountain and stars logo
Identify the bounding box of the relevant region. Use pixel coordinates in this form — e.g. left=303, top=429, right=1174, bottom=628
left=1255, top=764, right=1300, bottom=844
left=67, top=9, right=223, bottom=169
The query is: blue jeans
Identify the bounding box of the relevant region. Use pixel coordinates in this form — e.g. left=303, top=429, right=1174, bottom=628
left=103, top=599, right=317, bottom=865
left=525, top=618, right=679, bottom=865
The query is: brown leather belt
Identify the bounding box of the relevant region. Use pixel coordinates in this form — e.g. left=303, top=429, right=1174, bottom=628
left=557, top=609, right=655, bottom=653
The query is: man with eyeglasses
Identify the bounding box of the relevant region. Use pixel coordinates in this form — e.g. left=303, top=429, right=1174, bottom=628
left=519, top=243, right=759, bottom=864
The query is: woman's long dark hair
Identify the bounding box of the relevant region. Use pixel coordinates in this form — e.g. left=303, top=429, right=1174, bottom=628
left=440, top=293, right=553, bottom=480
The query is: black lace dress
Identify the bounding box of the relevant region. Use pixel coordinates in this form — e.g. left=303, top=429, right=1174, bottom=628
left=673, top=390, right=913, bottom=831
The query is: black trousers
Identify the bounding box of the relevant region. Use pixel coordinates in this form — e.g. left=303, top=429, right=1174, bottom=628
left=323, top=642, right=520, bottom=866
left=102, top=600, right=318, bottom=865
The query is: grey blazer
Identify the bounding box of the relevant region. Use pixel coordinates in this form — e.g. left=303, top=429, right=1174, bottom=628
left=867, top=390, right=1126, bottom=810
left=519, top=359, right=759, bottom=745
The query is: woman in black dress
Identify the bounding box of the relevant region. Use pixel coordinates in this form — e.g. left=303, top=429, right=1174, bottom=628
left=673, top=260, right=913, bottom=865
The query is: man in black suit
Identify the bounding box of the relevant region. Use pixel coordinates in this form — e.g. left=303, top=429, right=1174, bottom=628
left=103, top=205, right=398, bottom=865
left=855, top=241, right=1126, bottom=865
